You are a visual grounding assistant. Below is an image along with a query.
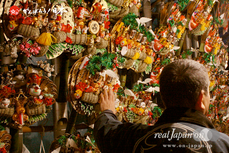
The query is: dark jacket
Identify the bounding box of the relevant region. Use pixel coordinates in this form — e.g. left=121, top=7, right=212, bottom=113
left=94, top=107, right=229, bottom=153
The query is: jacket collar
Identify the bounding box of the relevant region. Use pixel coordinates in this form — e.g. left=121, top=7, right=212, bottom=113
left=155, top=107, right=215, bottom=129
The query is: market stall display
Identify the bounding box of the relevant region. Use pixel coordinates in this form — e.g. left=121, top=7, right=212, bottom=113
left=0, top=0, right=228, bottom=152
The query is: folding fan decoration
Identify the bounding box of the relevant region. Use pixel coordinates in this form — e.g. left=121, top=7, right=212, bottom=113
left=0, top=65, right=57, bottom=128
left=67, top=53, right=120, bottom=117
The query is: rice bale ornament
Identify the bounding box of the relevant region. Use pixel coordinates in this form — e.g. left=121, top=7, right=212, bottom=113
left=68, top=54, right=120, bottom=117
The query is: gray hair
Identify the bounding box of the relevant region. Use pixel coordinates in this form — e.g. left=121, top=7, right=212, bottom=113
left=159, top=59, right=210, bottom=108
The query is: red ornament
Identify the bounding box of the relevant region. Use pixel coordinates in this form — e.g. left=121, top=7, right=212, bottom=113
left=77, top=7, right=91, bottom=19
left=28, top=74, right=42, bottom=85
left=22, top=17, right=33, bottom=25
left=44, top=97, right=53, bottom=106
left=9, top=6, right=20, bottom=15
left=115, top=36, right=123, bottom=45
left=61, top=24, right=72, bottom=33
left=65, top=36, right=73, bottom=44
left=0, top=147, right=7, bottom=153
left=0, top=86, right=15, bottom=98
left=104, top=21, right=110, bottom=29
left=91, top=2, right=103, bottom=14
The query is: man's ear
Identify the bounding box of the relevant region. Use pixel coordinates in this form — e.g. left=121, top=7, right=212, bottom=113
left=195, top=90, right=206, bottom=112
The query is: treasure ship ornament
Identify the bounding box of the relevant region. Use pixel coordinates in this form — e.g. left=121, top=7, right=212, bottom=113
left=204, top=26, right=223, bottom=55
left=68, top=53, right=120, bottom=118
left=151, top=2, right=186, bottom=56
left=189, top=0, right=215, bottom=36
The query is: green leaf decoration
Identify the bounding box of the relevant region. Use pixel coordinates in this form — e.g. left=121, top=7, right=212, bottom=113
left=86, top=52, right=117, bottom=75
left=129, top=104, right=136, bottom=108
left=177, top=0, right=190, bottom=11
left=161, top=58, right=170, bottom=65
left=57, top=135, right=67, bottom=146
left=145, top=64, right=152, bottom=74
left=133, top=84, right=144, bottom=92
left=208, top=0, right=214, bottom=6
left=27, top=113, right=47, bottom=124
left=122, top=13, right=138, bottom=30
left=107, top=2, right=119, bottom=12
left=27, top=40, right=33, bottom=44
left=117, top=87, right=125, bottom=96
left=75, top=0, right=83, bottom=6
left=118, top=55, right=126, bottom=63
left=152, top=106, right=162, bottom=119
left=67, top=0, right=73, bottom=7
left=96, top=48, right=107, bottom=54
left=132, top=60, right=140, bottom=71
left=68, top=44, right=85, bottom=55
left=0, top=125, right=5, bottom=131
left=46, top=43, right=68, bottom=59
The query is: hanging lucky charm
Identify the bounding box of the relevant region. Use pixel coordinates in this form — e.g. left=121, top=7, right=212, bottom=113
left=12, top=90, right=28, bottom=126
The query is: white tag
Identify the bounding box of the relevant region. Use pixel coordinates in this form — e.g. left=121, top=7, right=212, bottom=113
left=220, top=13, right=225, bottom=20
left=145, top=87, right=160, bottom=93
left=149, top=29, right=156, bottom=36
left=136, top=17, right=152, bottom=27
left=173, top=46, right=180, bottom=50
left=124, top=89, right=137, bottom=100
left=22, top=144, right=30, bottom=153
left=51, top=147, right=61, bottom=153
left=151, top=103, right=158, bottom=110
left=89, top=124, right=94, bottom=129
left=172, top=26, right=177, bottom=33
left=137, top=78, right=152, bottom=84
left=67, top=138, right=78, bottom=148
left=121, top=46, right=128, bottom=56
left=140, top=102, right=146, bottom=108
left=79, top=57, right=89, bottom=70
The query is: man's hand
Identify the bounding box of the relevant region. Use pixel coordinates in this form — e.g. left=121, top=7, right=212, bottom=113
left=100, top=87, right=116, bottom=113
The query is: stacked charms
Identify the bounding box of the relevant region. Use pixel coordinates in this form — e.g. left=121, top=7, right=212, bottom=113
left=0, top=65, right=57, bottom=128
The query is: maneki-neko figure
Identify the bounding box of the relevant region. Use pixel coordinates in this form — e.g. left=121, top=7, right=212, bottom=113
left=27, top=73, right=43, bottom=104
left=0, top=85, right=15, bottom=109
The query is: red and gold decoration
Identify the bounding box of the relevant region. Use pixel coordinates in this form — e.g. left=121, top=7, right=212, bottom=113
left=0, top=65, right=57, bottom=128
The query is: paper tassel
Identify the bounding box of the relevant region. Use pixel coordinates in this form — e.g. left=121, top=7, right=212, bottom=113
left=36, top=32, right=56, bottom=46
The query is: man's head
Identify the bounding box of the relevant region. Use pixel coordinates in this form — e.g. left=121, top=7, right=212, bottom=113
left=159, top=59, right=210, bottom=114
